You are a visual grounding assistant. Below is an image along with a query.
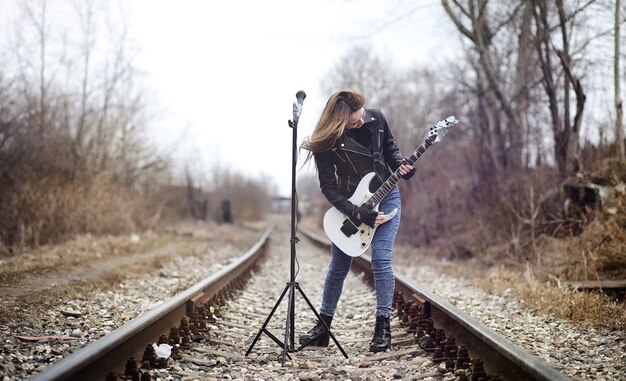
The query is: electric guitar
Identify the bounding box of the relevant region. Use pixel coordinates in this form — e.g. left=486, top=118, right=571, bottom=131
left=323, top=116, right=459, bottom=257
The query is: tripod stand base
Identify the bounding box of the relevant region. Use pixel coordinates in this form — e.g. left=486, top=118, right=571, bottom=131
left=245, top=281, right=348, bottom=365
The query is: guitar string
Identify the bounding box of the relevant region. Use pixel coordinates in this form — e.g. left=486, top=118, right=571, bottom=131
left=367, top=143, right=426, bottom=206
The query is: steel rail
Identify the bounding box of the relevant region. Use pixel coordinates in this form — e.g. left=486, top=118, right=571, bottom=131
left=32, top=226, right=274, bottom=381
left=297, top=225, right=571, bottom=381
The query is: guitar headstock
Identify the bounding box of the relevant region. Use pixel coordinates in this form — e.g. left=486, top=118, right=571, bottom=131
left=427, top=116, right=459, bottom=144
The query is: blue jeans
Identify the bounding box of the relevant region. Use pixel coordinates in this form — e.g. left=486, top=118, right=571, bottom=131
left=320, top=186, right=401, bottom=318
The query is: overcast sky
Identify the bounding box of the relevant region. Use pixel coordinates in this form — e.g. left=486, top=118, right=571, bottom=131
left=127, top=0, right=462, bottom=195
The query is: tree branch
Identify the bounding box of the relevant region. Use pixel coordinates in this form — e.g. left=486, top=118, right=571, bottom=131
left=442, top=0, right=476, bottom=42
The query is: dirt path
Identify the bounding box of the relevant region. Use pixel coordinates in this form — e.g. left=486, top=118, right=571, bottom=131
left=0, top=221, right=267, bottom=324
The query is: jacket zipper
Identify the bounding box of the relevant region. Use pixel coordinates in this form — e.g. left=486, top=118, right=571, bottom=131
left=378, top=130, right=383, bottom=160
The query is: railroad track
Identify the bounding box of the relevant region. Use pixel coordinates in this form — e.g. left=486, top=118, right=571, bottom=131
left=31, top=222, right=571, bottom=381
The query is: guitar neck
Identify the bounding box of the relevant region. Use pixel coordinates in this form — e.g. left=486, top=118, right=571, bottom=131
left=365, top=138, right=434, bottom=207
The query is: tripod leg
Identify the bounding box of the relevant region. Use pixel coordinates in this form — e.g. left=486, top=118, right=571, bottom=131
left=246, top=284, right=290, bottom=356
left=280, top=284, right=296, bottom=365
left=295, top=284, right=349, bottom=358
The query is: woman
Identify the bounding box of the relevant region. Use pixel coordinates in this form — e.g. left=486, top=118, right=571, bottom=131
left=300, top=90, right=415, bottom=353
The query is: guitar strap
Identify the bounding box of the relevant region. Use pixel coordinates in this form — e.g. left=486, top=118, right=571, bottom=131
left=372, top=127, right=386, bottom=184
left=372, top=128, right=381, bottom=160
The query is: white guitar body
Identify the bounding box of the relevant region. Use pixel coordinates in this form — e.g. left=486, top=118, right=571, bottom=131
left=323, top=172, right=397, bottom=257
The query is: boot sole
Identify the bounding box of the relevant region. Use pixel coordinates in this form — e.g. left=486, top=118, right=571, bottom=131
left=299, top=336, right=329, bottom=347
left=369, top=346, right=390, bottom=353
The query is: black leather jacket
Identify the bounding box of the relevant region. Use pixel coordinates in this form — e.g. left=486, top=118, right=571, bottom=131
left=313, top=108, right=414, bottom=216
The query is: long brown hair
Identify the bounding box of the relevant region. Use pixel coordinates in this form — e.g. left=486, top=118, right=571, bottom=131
left=301, top=90, right=365, bottom=159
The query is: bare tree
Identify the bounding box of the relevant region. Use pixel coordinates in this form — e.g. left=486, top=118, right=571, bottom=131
left=442, top=0, right=526, bottom=174
left=321, top=44, right=403, bottom=107
left=532, top=0, right=591, bottom=178
left=0, top=0, right=172, bottom=248
left=616, top=0, right=625, bottom=159
left=21, top=0, right=49, bottom=134
left=443, top=0, right=600, bottom=178
left=3, top=0, right=53, bottom=174
left=72, top=0, right=96, bottom=168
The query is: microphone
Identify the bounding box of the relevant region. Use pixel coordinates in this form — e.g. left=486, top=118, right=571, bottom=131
left=292, top=90, right=306, bottom=125
left=296, top=90, right=306, bottom=105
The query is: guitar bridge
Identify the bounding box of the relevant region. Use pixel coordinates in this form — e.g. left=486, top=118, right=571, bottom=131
left=340, top=219, right=359, bottom=237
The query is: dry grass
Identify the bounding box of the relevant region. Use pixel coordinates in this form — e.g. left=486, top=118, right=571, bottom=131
left=465, top=205, right=626, bottom=330
left=1, top=170, right=274, bottom=255
left=459, top=160, right=626, bottom=330
left=5, top=174, right=146, bottom=248
left=393, top=244, right=626, bottom=331
left=475, top=265, right=626, bottom=331
left=537, top=218, right=626, bottom=282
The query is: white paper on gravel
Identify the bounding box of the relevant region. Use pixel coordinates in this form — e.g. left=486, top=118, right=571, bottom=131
left=152, top=343, right=172, bottom=359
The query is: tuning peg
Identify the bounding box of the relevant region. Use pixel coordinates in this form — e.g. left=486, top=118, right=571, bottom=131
left=445, top=116, right=459, bottom=125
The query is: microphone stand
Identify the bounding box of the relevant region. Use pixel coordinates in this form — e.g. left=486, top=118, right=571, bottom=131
left=246, top=91, right=347, bottom=365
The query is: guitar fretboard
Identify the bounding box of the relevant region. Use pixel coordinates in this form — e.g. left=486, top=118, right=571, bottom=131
left=365, top=136, right=434, bottom=207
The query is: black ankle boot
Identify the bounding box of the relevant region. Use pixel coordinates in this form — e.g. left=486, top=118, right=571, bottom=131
left=369, top=315, right=391, bottom=353
left=299, top=314, right=333, bottom=347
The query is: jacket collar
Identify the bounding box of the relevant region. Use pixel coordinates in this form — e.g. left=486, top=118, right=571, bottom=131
left=362, top=108, right=379, bottom=134
left=363, top=108, right=377, bottom=125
